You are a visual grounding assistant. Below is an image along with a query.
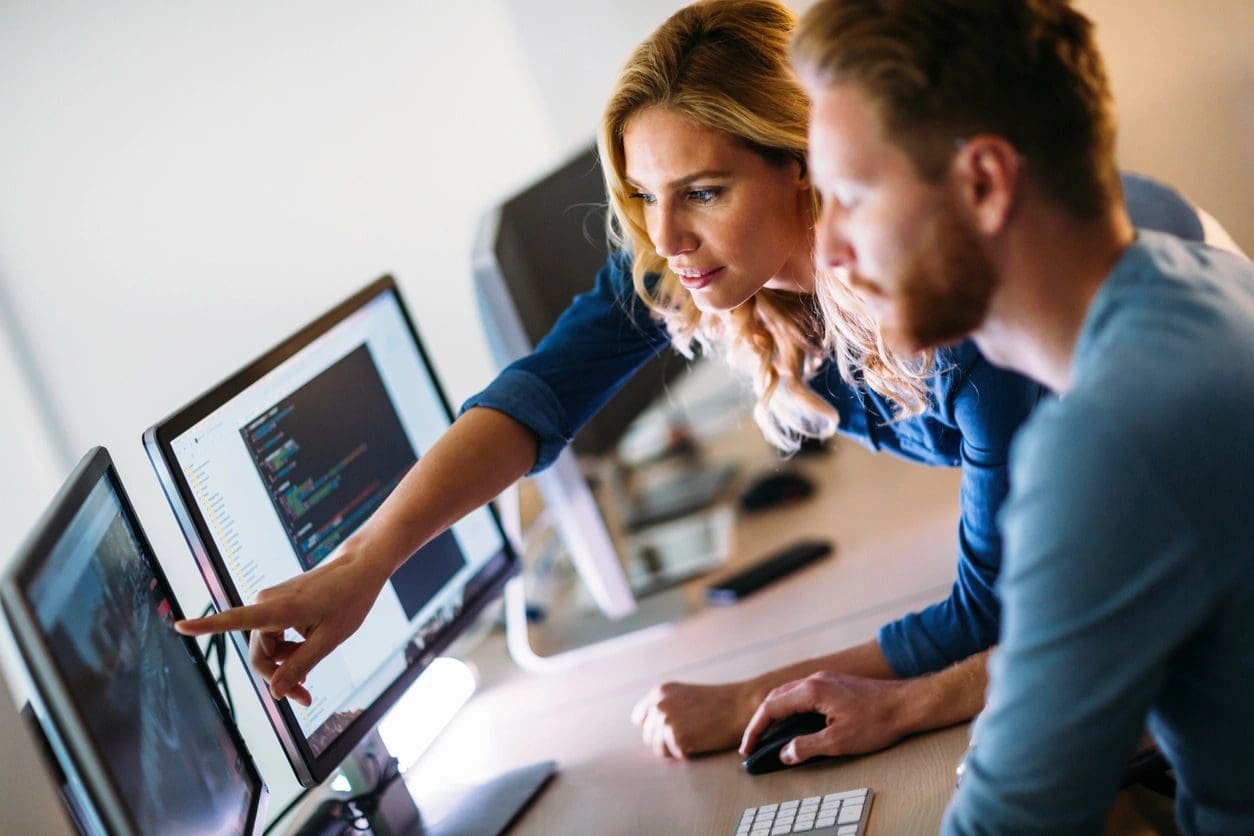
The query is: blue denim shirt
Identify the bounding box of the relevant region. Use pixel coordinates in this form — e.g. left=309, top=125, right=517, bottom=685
left=463, top=172, right=1204, bottom=677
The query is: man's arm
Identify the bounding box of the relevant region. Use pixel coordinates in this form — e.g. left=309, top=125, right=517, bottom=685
left=632, top=352, right=1029, bottom=761
left=632, top=638, right=991, bottom=760
left=737, top=647, right=990, bottom=765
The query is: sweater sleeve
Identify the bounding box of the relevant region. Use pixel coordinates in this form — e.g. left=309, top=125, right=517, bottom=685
left=461, top=251, right=673, bottom=473
left=877, top=358, right=1045, bottom=676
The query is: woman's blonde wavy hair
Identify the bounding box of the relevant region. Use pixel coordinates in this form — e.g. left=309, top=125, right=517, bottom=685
left=597, top=0, right=933, bottom=452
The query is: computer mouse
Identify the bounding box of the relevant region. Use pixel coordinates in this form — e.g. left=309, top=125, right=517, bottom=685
left=742, top=711, right=828, bottom=775
left=739, top=471, right=815, bottom=512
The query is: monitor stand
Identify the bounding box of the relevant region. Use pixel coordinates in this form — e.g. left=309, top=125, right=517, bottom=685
left=304, top=730, right=555, bottom=836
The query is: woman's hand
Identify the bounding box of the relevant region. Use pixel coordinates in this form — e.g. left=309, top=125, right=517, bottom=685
left=175, top=549, right=389, bottom=706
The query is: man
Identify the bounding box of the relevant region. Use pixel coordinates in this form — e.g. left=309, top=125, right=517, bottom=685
left=740, top=1, right=1254, bottom=832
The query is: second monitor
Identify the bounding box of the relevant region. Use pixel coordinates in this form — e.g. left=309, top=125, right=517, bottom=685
left=143, top=276, right=520, bottom=787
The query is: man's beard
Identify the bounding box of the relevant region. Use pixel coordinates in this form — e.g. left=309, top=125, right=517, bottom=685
left=873, top=201, right=998, bottom=355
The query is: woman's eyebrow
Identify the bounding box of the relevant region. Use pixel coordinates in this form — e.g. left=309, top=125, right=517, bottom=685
left=624, top=169, right=733, bottom=192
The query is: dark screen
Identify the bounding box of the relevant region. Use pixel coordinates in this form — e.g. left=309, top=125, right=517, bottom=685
left=238, top=342, right=466, bottom=624
left=486, top=144, right=683, bottom=456
left=27, top=477, right=254, bottom=836
left=239, top=343, right=418, bottom=570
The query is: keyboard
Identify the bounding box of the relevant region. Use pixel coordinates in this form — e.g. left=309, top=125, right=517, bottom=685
left=733, top=787, right=873, bottom=835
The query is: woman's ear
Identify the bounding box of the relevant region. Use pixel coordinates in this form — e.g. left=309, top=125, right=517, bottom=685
left=795, top=152, right=810, bottom=188
left=951, top=135, right=1020, bottom=236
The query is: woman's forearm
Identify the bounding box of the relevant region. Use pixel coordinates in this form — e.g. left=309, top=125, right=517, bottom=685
left=342, top=406, right=539, bottom=579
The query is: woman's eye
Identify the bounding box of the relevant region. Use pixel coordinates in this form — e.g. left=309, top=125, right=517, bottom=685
left=688, top=187, right=721, bottom=204
left=629, top=191, right=656, bottom=206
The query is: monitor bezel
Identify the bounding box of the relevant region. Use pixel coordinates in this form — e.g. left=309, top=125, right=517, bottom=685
left=0, top=446, right=269, bottom=836
left=141, top=275, right=520, bottom=786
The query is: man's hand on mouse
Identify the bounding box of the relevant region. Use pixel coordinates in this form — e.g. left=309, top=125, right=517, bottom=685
left=739, top=671, right=915, bottom=766
left=631, top=680, right=762, bottom=759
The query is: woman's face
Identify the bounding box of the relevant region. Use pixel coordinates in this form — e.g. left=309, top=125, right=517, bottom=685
left=621, top=106, right=815, bottom=313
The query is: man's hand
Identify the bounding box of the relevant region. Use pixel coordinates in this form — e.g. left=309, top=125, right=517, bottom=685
left=175, top=550, right=388, bottom=707
left=630, top=680, right=760, bottom=759
left=739, top=671, right=913, bottom=766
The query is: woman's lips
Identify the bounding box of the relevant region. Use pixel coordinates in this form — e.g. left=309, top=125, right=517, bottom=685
left=676, top=266, right=724, bottom=290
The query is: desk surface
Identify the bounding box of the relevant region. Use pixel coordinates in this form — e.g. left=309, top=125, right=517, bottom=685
left=268, top=420, right=1166, bottom=835
left=406, top=430, right=972, bottom=835
left=419, top=598, right=971, bottom=836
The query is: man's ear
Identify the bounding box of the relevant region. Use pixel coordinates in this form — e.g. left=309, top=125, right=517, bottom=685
left=951, top=135, right=1020, bottom=236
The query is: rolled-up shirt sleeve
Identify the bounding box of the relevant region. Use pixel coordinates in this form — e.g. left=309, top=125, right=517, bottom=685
left=460, top=251, right=673, bottom=474
left=878, top=357, right=1046, bottom=677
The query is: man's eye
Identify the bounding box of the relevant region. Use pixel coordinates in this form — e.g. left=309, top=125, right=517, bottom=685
left=629, top=191, right=656, bottom=206
left=834, top=189, right=861, bottom=210
left=820, top=190, right=857, bottom=212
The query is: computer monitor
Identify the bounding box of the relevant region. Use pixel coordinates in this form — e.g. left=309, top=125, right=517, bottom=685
left=142, top=276, right=520, bottom=787
left=474, top=143, right=685, bottom=458
left=0, top=447, right=268, bottom=836
left=473, top=144, right=686, bottom=619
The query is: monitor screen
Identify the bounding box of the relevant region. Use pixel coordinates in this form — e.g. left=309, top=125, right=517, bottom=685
left=143, top=277, right=518, bottom=785
left=0, top=448, right=266, bottom=836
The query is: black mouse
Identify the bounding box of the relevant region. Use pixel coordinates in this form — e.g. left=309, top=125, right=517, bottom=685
left=742, top=711, right=828, bottom=774
left=739, top=471, right=815, bottom=512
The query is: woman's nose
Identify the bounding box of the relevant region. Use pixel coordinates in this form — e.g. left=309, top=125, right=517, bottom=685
left=651, top=205, right=696, bottom=258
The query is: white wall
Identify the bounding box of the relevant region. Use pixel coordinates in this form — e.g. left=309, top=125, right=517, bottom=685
left=0, top=293, right=66, bottom=558
left=0, top=1, right=581, bottom=610
left=0, top=293, right=67, bottom=693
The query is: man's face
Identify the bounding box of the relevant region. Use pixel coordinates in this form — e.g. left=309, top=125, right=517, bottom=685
left=806, top=82, right=996, bottom=354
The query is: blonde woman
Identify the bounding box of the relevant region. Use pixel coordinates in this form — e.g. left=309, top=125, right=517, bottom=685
left=178, top=0, right=1211, bottom=759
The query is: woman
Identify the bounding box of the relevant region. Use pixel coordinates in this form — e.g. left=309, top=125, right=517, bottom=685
left=177, top=0, right=1208, bottom=759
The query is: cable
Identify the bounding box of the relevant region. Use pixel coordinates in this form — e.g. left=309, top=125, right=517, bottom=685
left=199, top=604, right=235, bottom=723
left=192, top=605, right=404, bottom=833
